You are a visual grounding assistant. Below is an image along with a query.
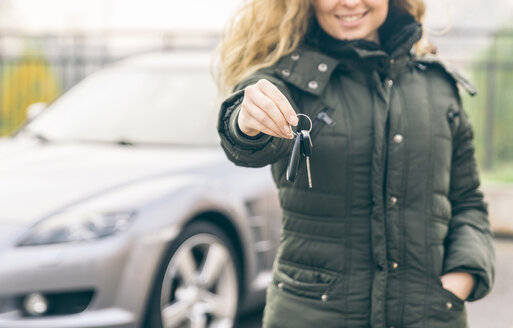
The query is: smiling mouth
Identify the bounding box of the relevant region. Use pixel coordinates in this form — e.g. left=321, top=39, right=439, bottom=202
left=335, top=11, right=369, bottom=23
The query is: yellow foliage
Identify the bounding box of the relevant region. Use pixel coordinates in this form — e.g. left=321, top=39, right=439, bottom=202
left=0, top=55, right=61, bottom=135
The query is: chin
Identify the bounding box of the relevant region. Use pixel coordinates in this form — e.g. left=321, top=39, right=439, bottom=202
left=333, top=31, right=366, bottom=41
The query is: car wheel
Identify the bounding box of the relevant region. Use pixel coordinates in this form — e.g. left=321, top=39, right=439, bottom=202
left=144, top=220, right=241, bottom=328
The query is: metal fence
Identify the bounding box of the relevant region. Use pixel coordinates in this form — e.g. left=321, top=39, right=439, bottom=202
left=0, top=29, right=512, bottom=171
left=430, top=28, right=513, bottom=171
left=0, top=30, right=219, bottom=136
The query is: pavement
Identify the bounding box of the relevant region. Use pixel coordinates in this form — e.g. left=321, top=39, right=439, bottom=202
left=467, top=238, right=513, bottom=328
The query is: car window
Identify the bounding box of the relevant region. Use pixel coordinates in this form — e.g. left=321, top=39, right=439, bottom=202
left=23, top=66, right=220, bottom=146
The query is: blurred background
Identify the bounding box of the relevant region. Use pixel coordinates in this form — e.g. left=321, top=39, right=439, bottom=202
left=0, top=0, right=512, bottom=327
left=1, top=0, right=513, bottom=180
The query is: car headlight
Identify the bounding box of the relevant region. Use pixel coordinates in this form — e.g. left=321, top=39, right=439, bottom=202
left=18, top=210, right=136, bottom=246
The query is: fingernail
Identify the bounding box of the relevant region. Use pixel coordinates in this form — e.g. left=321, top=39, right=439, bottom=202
left=289, top=115, right=298, bottom=126
left=283, top=125, right=291, bottom=135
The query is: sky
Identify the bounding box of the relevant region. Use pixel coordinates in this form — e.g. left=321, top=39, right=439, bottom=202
left=1, top=0, right=512, bottom=32
left=0, top=0, right=242, bottom=31
left=1, top=0, right=512, bottom=62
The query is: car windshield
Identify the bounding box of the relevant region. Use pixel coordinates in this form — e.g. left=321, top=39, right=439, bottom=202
left=22, top=65, right=220, bottom=146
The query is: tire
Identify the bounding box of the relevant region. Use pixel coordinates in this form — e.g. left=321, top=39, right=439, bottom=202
left=143, top=220, right=242, bottom=328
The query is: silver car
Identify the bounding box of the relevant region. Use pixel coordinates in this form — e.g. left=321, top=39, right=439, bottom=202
left=0, top=50, right=281, bottom=328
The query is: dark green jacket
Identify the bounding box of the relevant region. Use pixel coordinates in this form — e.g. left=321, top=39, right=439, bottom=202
left=216, top=21, right=494, bottom=328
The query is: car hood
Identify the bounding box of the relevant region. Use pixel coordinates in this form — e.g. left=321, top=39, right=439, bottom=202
left=0, top=137, right=227, bottom=226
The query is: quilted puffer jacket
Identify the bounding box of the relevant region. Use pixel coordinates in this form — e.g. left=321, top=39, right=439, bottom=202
left=216, top=12, right=495, bottom=328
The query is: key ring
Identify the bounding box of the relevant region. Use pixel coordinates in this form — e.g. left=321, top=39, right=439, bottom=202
left=290, top=113, right=312, bottom=136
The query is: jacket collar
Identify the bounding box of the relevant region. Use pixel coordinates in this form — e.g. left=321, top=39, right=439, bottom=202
left=271, top=9, right=422, bottom=96
left=271, top=48, right=340, bottom=96
left=303, top=8, right=422, bottom=61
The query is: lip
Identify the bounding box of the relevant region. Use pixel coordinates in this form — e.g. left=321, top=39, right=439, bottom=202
left=334, top=10, right=369, bottom=28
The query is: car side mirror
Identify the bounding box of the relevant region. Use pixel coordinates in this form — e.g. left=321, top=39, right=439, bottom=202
left=26, top=102, right=48, bottom=121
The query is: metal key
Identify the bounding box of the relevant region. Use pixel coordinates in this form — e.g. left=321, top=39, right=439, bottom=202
left=286, top=132, right=302, bottom=183
left=300, top=130, right=313, bottom=188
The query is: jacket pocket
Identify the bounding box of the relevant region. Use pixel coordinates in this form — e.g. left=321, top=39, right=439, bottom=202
left=271, top=260, right=337, bottom=301
left=310, top=107, right=336, bottom=140
left=427, top=277, right=467, bottom=326
left=431, top=277, right=465, bottom=308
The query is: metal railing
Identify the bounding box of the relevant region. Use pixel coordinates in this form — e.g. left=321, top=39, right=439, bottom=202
left=0, top=30, right=219, bottom=136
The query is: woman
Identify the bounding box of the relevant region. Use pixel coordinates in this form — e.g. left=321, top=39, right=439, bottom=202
left=215, top=0, right=495, bottom=327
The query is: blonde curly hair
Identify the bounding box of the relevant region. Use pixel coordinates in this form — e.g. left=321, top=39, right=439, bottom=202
left=215, top=0, right=430, bottom=95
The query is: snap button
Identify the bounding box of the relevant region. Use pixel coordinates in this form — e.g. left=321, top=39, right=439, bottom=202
left=281, top=69, right=291, bottom=77
left=391, top=262, right=399, bottom=270
left=393, top=134, right=403, bottom=143
left=291, top=53, right=300, bottom=61
left=386, top=79, right=394, bottom=88
left=390, top=196, right=398, bottom=206
left=308, top=81, right=318, bottom=89
left=318, top=63, right=328, bottom=72
left=321, top=293, right=328, bottom=302
left=277, top=282, right=284, bottom=289
left=445, top=301, right=453, bottom=310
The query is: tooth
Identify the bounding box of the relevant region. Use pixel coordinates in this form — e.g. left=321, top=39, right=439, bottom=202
left=340, top=14, right=363, bottom=22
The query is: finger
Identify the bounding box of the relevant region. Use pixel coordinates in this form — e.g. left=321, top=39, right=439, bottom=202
left=256, top=79, right=298, bottom=126
left=243, top=100, right=293, bottom=139
left=241, top=100, right=284, bottom=137
left=244, top=114, right=286, bottom=139
left=247, top=85, right=292, bottom=136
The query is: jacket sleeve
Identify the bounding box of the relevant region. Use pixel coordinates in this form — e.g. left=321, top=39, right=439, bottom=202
left=216, top=72, right=295, bottom=168
left=442, top=105, right=495, bottom=302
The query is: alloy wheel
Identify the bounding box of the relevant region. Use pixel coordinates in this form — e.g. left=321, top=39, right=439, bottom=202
left=159, top=233, right=239, bottom=328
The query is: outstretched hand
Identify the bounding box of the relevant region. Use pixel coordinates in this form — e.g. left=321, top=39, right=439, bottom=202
left=238, top=79, right=298, bottom=139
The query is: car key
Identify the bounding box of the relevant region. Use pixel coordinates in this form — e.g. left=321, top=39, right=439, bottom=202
left=300, top=130, right=313, bottom=188
left=286, top=132, right=302, bottom=183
